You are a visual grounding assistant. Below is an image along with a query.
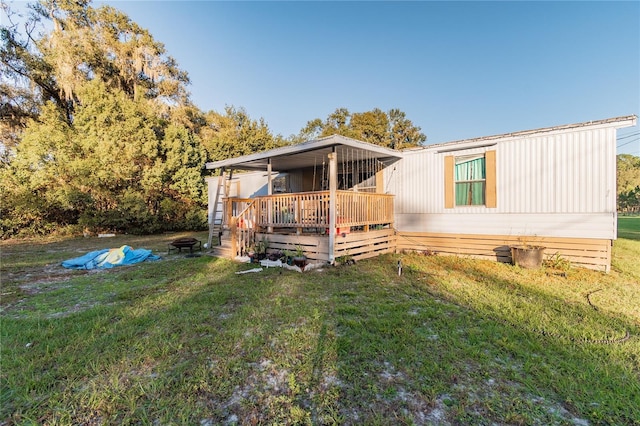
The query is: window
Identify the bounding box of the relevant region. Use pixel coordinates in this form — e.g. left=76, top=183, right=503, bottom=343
left=455, top=155, right=486, bottom=205
left=444, top=150, right=496, bottom=209
left=273, top=175, right=288, bottom=193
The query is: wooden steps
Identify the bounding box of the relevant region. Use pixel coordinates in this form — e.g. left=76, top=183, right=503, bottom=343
left=209, top=229, right=234, bottom=258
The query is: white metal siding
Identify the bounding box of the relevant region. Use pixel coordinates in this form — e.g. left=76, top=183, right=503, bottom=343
left=497, top=128, right=616, bottom=214
left=395, top=213, right=617, bottom=240
left=206, top=171, right=277, bottom=205
left=389, top=127, right=617, bottom=215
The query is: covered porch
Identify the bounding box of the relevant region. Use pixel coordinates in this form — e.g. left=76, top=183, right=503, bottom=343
left=225, top=190, right=395, bottom=262
left=204, top=135, right=402, bottom=263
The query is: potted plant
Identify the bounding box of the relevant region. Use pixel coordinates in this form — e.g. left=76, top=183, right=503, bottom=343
left=282, top=249, right=293, bottom=265
left=255, top=236, right=269, bottom=260
left=511, top=238, right=545, bottom=269
left=246, top=244, right=256, bottom=262
left=292, top=245, right=307, bottom=268
left=268, top=250, right=284, bottom=262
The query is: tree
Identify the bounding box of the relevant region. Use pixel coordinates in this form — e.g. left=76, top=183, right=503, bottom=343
left=1, top=1, right=207, bottom=237
left=71, top=80, right=205, bottom=233
left=388, top=108, right=427, bottom=149
left=350, top=108, right=389, bottom=146
left=295, top=107, right=426, bottom=148
left=0, top=101, right=82, bottom=235
left=0, top=84, right=41, bottom=163
left=1, top=78, right=206, bottom=237
left=151, top=123, right=206, bottom=230
left=617, top=154, right=640, bottom=212
left=1, top=0, right=71, bottom=144
left=295, top=118, right=323, bottom=142
left=200, top=106, right=280, bottom=162
left=1, top=0, right=191, bottom=137
left=321, top=107, right=353, bottom=138
left=617, top=154, right=640, bottom=194
left=39, top=0, right=190, bottom=105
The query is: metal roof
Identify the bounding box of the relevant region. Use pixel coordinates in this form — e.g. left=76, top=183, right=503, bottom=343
left=404, top=115, right=638, bottom=153
left=204, top=134, right=404, bottom=171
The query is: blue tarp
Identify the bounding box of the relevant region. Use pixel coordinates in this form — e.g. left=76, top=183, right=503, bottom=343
left=61, top=245, right=160, bottom=270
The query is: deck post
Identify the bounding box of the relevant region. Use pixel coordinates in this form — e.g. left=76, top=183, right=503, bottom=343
left=267, top=159, right=273, bottom=233
left=230, top=217, right=237, bottom=257
left=328, top=151, right=337, bottom=264
left=296, top=194, right=302, bottom=235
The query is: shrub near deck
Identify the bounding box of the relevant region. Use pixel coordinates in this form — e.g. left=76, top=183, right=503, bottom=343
left=1, top=228, right=639, bottom=424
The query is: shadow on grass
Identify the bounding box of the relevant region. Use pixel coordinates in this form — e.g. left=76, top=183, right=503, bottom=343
left=1, top=254, right=263, bottom=423
left=396, top=254, right=640, bottom=424
left=3, top=251, right=639, bottom=425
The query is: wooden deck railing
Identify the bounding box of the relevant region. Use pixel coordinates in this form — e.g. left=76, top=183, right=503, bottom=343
left=226, top=198, right=256, bottom=257
left=255, top=191, right=331, bottom=228
left=335, top=191, right=394, bottom=228
left=226, top=190, right=393, bottom=231
left=224, top=198, right=253, bottom=226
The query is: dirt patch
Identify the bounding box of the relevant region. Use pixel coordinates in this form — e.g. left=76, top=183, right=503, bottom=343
left=0, top=262, right=108, bottom=318
left=4, top=263, right=93, bottom=287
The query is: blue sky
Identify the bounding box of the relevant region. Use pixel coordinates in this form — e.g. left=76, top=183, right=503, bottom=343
left=14, top=1, right=640, bottom=154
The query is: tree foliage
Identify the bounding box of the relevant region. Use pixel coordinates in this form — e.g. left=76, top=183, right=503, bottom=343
left=0, top=0, right=284, bottom=238
left=617, top=154, right=640, bottom=212
left=1, top=0, right=189, bottom=112
left=296, top=107, right=427, bottom=149
left=200, top=106, right=282, bottom=162
left=0, top=101, right=78, bottom=235
left=1, top=80, right=206, bottom=236
left=617, top=154, right=640, bottom=194
left=0, top=0, right=209, bottom=237
left=1, top=1, right=61, bottom=151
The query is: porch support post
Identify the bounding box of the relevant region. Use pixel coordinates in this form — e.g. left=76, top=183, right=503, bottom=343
left=267, top=159, right=273, bottom=195
left=267, top=158, right=273, bottom=233
left=328, top=150, right=337, bottom=264
left=226, top=169, right=234, bottom=197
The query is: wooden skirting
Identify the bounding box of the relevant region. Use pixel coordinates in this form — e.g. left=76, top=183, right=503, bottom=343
left=395, top=232, right=612, bottom=272
left=226, top=229, right=611, bottom=271
left=259, top=232, right=328, bottom=262
left=334, top=229, right=396, bottom=261
left=257, top=229, right=396, bottom=263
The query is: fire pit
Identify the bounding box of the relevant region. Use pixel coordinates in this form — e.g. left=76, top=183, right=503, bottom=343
left=168, top=238, right=202, bottom=254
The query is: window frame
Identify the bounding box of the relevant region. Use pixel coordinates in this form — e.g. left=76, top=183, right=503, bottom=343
left=454, top=154, right=487, bottom=207
left=444, top=150, right=496, bottom=209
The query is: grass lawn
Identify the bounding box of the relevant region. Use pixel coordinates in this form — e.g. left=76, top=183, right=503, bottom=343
left=618, top=215, right=640, bottom=240
left=1, top=224, right=639, bottom=425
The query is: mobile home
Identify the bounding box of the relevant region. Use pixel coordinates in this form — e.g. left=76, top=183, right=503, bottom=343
left=205, top=115, right=636, bottom=271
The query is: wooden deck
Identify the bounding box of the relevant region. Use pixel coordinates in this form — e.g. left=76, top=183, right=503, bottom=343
left=220, top=191, right=395, bottom=261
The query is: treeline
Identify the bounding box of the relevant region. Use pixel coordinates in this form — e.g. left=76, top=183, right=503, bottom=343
left=617, top=154, right=640, bottom=213
left=0, top=0, right=426, bottom=238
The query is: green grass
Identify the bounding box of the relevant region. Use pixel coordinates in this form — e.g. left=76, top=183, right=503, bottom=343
left=618, top=215, right=640, bottom=240
left=1, top=227, right=639, bottom=425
